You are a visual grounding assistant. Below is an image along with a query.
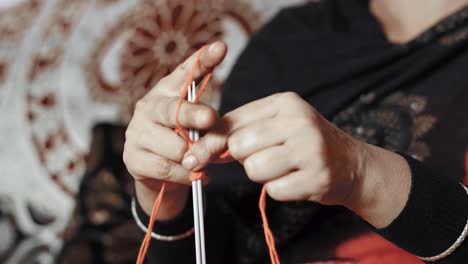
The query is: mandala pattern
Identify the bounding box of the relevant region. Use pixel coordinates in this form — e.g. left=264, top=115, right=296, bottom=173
left=26, top=0, right=91, bottom=196
left=0, top=0, right=42, bottom=88
left=0, top=0, right=41, bottom=39
left=0, top=61, right=5, bottom=84
left=28, top=0, right=89, bottom=82
left=95, top=0, right=125, bottom=8
left=86, top=0, right=261, bottom=120
left=334, top=92, right=437, bottom=161
left=122, top=0, right=222, bottom=87
left=125, top=0, right=224, bottom=100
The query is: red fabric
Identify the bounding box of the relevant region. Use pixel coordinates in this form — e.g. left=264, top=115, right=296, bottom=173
left=304, top=260, right=357, bottom=264
left=335, top=233, right=422, bottom=264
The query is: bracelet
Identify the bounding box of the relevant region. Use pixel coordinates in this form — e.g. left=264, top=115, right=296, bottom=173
left=131, top=198, right=195, bottom=242
left=418, top=183, right=468, bottom=262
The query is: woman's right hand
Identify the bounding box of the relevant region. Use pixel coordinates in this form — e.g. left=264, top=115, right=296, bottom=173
left=123, top=42, right=228, bottom=220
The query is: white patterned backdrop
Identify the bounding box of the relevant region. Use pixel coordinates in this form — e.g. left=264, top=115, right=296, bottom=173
left=0, top=0, right=308, bottom=263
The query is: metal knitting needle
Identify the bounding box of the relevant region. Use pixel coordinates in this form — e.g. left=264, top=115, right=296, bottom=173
left=188, top=81, right=206, bottom=264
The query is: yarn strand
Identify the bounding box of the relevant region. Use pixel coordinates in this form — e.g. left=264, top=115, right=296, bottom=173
left=136, top=184, right=166, bottom=264
left=260, top=186, right=280, bottom=264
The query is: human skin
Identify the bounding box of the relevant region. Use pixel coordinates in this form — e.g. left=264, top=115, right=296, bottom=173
left=123, top=40, right=409, bottom=229
left=124, top=0, right=468, bottom=228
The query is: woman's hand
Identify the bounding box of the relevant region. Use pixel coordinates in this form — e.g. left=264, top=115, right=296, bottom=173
left=220, top=92, right=412, bottom=228
left=123, top=42, right=228, bottom=220
left=223, top=92, right=365, bottom=205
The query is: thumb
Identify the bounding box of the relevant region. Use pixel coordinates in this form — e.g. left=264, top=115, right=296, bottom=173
left=181, top=131, right=230, bottom=171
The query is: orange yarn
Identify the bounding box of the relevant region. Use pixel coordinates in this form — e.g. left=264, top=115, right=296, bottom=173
left=137, top=183, right=166, bottom=263
left=136, top=46, right=280, bottom=264
left=260, top=186, right=280, bottom=264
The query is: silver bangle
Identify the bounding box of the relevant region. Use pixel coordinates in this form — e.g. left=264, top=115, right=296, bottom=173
left=418, top=183, right=468, bottom=262
left=131, top=198, right=195, bottom=242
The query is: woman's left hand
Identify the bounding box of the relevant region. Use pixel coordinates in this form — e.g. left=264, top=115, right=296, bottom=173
left=186, top=92, right=411, bottom=228
left=224, top=92, right=368, bottom=207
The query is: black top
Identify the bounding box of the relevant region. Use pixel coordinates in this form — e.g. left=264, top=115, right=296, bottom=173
left=137, top=0, right=468, bottom=263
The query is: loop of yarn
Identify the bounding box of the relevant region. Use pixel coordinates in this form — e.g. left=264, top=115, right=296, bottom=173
left=136, top=46, right=280, bottom=264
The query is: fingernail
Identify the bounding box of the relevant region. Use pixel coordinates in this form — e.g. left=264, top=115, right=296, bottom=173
left=208, top=42, right=219, bottom=52
left=182, top=154, right=197, bottom=170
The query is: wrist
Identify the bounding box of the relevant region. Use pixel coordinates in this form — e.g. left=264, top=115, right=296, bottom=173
left=135, top=180, right=190, bottom=220
left=345, top=143, right=412, bottom=229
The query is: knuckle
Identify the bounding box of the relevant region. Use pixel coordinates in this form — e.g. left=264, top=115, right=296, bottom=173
left=210, top=134, right=227, bottom=152
left=265, top=183, right=288, bottom=201
left=296, top=115, right=315, bottom=131
left=125, top=119, right=140, bottom=141
left=174, top=142, right=188, bottom=162
left=244, top=157, right=260, bottom=180
left=134, top=99, right=147, bottom=114
left=122, top=146, right=132, bottom=168
left=227, top=136, right=242, bottom=159
left=123, top=152, right=141, bottom=179
left=238, top=127, right=259, bottom=147
left=307, top=109, right=320, bottom=124
left=280, top=91, right=300, bottom=102
left=158, top=76, right=169, bottom=87
left=293, top=115, right=320, bottom=139
left=154, top=158, right=173, bottom=180
left=195, top=134, right=228, bottom=164
left=192, top=139, right=208, bottom=157
left=315, top=171, right=331, bottom=190
left=155, top=77, right=179, bottom=96
left=310, top=133, right=325, bottom=153
left=158, top=97, right=173, bottom=125
left=193, top=107, right=212, bottom=127
left=201, top=137, right=215, bottom=156
left=198, top=136, right=219, bottom=161
left=177, top=61, right=188, bottom=75
left=124, top=126, right=132, bottom=141
left=290, top=145, right=306, bottom=165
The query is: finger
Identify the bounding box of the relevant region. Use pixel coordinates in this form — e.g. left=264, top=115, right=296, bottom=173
left=228, top=119, right=287, bottom=160
left=160, top=41, right=227, bottom=94
left=125, top=149, right=191, bottom=185
left=142, top=96, right=217, bottom=129
left=243, top=145, right=297, bottom=183
left=182, top=127, right=228, bottom=171
left=135, top=122, right=188, bottom=162
left=264, top=171, right=313, bottom=202
left=222, top=94, right=279, bottom=133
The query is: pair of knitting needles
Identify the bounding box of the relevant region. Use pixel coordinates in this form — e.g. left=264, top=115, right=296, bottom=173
left=188, top=81, right=206, bottom=264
